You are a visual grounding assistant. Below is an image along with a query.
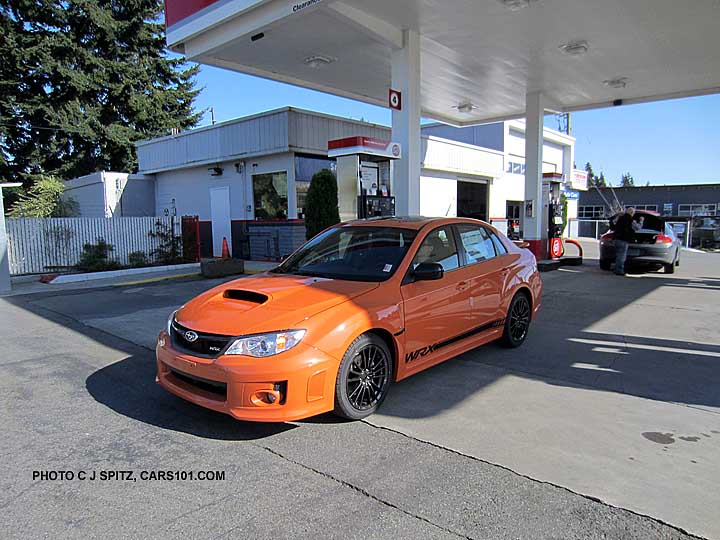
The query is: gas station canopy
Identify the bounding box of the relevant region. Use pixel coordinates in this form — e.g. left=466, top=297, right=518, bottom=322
left=167, top=0, right=720, bottom=126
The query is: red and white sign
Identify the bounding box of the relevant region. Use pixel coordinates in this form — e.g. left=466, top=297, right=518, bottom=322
left=164, top=0, right=221, bottom=28
left=570, top=169, right=588, bottom=191
left=328, top=137, right=402, bottom=159
left=389, top=89, right=402, bottom=111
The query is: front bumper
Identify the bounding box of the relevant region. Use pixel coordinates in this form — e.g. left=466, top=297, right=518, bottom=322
left=156, top=331, right=340, bottom=422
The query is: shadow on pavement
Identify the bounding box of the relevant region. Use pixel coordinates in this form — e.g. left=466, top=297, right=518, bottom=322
left=378, top=328, right=720, bottom=419
left=84, top=353, right=296, bottom=441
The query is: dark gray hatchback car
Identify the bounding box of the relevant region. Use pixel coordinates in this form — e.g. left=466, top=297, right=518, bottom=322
left=599, top=211, right=681, bottom=274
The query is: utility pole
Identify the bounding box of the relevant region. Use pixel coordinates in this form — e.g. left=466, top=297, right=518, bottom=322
left=556, top=112, right=571, bottom=135
left=210, top=107, right=216, bottom=125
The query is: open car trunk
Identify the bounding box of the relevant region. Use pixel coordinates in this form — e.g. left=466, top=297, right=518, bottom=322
left=610, top=212, right=664, bottom=244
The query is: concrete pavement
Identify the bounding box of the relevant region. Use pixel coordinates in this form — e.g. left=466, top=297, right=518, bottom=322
left=1, top=241, right=717, bottom=539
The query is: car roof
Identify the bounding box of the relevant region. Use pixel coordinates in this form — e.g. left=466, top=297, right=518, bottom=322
left=340, top=216, right=492, bottom=231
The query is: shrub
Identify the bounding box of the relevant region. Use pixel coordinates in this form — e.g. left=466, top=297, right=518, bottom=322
left=304, top=168, right=340, bottom=240
left=76, top=238, right=123, bottom=272
left=149, top=219, right=182, bottom=264
left=128, top=251, right=150, bottom=268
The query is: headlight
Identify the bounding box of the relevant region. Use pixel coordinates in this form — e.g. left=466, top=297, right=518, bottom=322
left=166, top=310, right=177, bottom=335
left=225, top=330, right=306, bottom=357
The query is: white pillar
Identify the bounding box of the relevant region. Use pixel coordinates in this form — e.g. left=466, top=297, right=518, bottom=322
left=523, top=91, right=546, bottom=259
left=391, top=29, right=421, bottom=216
left=0, top=189, right=12, bottom=293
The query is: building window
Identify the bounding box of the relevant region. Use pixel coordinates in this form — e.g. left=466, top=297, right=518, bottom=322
left=625, top=204, right=658, bottom=212
left=253, top=171, right=288, bottom=220
left=578, top=205, right=606, bottom=219
left=678, top=204, right=717, bottom=217
left=507, top=161, right=526, bottom=175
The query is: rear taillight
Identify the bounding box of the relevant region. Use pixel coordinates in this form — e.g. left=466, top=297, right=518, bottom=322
left=655, top=234, right=673, bottom=244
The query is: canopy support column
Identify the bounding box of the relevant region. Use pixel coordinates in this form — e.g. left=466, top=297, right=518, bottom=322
left=523, top=91, right=548, bottom=259
left=391, top=29, right=421, bottom=216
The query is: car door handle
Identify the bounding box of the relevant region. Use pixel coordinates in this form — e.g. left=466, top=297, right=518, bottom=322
left=456, top=281, right=468, bottom=291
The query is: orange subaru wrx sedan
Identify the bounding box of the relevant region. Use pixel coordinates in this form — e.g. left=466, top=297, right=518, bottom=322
left=156, top=217, right=542, bottom=422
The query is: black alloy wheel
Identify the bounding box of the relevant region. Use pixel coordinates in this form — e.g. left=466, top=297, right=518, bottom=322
left=334, top=334, right=392, bottom=420
left=501, top=293, right=532, bottom=348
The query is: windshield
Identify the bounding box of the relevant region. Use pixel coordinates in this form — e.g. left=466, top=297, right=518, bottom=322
left=273, top=226, right=418, bottom=282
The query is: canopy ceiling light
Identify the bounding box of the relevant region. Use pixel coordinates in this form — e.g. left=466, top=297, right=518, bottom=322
left=559, top=40, right=589, bottom=56
left=304, top=55, right=336, bottom=69
left=453, top=102, right=478, bottom=114
left=497, top=0, right=538, bottom=11
left=603, top=76, right=629, bottom=89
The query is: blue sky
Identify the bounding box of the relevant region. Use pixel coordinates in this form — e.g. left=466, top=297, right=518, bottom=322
left=193, top=64, right=720, bottom=187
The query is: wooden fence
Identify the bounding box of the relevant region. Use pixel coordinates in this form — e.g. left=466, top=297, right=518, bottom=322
left=6, top=216, right=178, bottom=275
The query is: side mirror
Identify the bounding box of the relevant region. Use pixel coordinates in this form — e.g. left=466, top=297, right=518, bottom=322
left=413, top=262, right=444, bottom=281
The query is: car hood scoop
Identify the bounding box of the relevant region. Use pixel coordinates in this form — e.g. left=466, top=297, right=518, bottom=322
left=176, top=273, right=379, bottom=336
left=222, top=289, right=268, bottom=304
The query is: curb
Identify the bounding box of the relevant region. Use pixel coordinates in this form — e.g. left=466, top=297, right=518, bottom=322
left=50, top=263, right=201, bottom=284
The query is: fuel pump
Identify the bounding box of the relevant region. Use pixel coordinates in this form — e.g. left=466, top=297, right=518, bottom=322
left=328, top=137, right=401, bottom=221
left=543, top=173, right=565, bottom=259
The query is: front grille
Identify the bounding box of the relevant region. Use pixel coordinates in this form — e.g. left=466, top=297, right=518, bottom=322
left=170, top=320, right=232, bottom=358
left=168, top=368, right=227, bottom=399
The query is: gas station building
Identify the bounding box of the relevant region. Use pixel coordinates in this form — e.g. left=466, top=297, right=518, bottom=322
left=135, top=107, right=578, bottom=259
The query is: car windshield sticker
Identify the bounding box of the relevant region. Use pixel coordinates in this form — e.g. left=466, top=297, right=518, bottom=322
left=383, top=264, right=393, bottom=272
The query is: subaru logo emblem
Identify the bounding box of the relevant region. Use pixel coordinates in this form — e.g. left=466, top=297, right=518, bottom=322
left=184, top=331, right=199, bottom=343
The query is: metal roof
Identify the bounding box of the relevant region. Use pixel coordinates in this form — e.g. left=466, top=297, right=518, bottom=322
left=166, top=0, right=720, bottom=126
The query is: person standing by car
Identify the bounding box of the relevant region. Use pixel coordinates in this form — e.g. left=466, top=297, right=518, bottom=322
left=612, top=207, right=636, bottom=275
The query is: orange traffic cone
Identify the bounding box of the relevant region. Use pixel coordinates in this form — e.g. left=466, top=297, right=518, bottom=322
left=221, top=237, right=231, bottom=259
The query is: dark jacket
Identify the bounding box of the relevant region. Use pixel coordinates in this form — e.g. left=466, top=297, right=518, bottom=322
left=613, top=213, right=635, bottom=242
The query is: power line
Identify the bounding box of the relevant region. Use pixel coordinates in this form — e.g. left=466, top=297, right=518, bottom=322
left=0, top=122, right=89, bottom=134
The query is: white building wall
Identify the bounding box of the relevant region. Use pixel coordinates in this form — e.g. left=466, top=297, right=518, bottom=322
left=420, top=172, right=458, bottom=218
left=506, top=129, right=566, bottom=174
left=102, top=172, right=131, bottom=216
left=289, top=110, right=390, bottom=154
left=489, top=174, right=525, bottom=219
left=154, top=153, right=294, bottom=221
left=137, top=109, right=290, bottom=174
left=62, top=172, right=107, bottom=218
left=421, top=136, right=504, bottom=178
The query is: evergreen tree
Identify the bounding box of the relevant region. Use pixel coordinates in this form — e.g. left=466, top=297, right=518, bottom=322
left=0, top=0, right=200, bottom=195
left=620, top=172, right=635, bottom=187
left=584, top=162, right=595, bottom=187
left=584, top=162, right=608, bottom=188
left=305, top=169, right=340, bottom=240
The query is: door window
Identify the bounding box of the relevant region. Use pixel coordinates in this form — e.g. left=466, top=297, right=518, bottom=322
left=489, top=231, right=508, bottom=255
left=457, top=225, right=498, bottom=265
left=412, top=227, right=459, bottom=272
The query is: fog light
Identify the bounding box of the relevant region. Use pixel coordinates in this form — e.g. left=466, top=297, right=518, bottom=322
left=266, top=392, right=277, bottom=404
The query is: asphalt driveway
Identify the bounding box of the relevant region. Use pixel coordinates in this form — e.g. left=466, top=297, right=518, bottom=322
left=1, top=241, right=718, bottom=539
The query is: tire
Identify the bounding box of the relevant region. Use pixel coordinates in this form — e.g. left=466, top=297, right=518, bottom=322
left=501, top=292, right=532, bottom=348
left=664, top=261, right=675, bottom=274
left=334, top=333, right=393, bottom=420
left=599, top=258, right=612, bottom=271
